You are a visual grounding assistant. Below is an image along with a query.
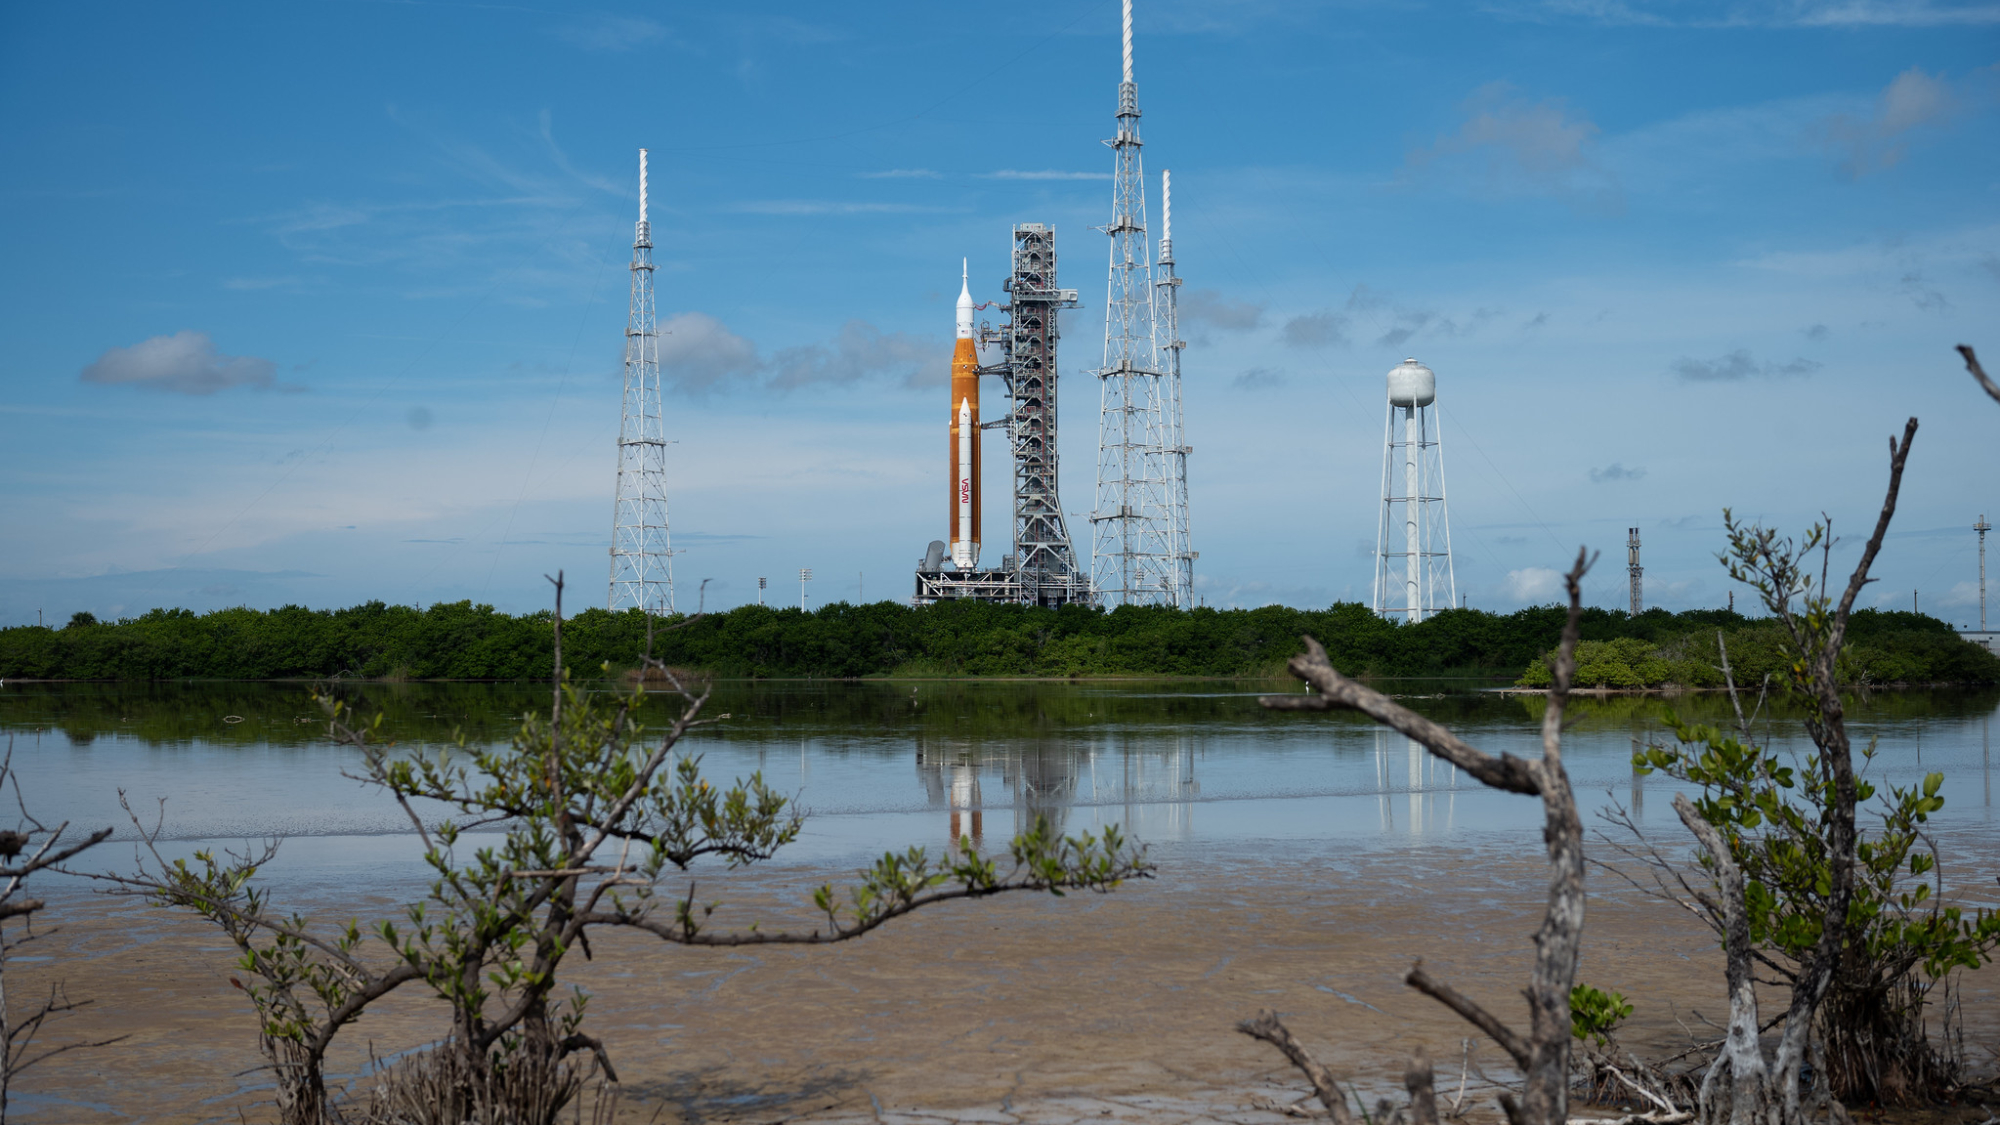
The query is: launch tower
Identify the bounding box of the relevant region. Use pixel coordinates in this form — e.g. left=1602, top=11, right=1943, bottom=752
left=1372, top=358, right=1455, bottom=623
left=607, top=149, right=676, bottom=614
left=914, top=226, right=1091, bottom=607
left=1091, top=0, right=1191, bottom=608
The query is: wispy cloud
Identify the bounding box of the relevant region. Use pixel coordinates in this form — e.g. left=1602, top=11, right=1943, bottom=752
left=1671, top=348, right=1822, bottom=381
left=223, top=276, right=310, bottom=291
left=1282, top=311, right=1351, bottom=348
left=1406, top=81, right=1621, bottom=211
left=1495, top=0, right=2000, bottom=25
left=858, top=168, right=942, bottom=179
left=1231, top=367, right=1285, bottom=389
left=1504, top=567, right=1564, bottom=602
left=1181, top=289, right=1264, bottom=331
left=80, top=331, right=298, bottom=395
left=1590, top=463, right=1647, bottom=483
left=725, top=200, right=959, bottom=215
left=556, top=14, right=670, bottom=52
left=659, top=312, right=944, bottom=393
left=979, top=169, right=1113, bottom=181
left=1819, top=67, right=1957, bottom=176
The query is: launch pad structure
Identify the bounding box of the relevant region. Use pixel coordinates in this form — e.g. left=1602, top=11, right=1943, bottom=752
left=914, top=224, right=1093, bottom=608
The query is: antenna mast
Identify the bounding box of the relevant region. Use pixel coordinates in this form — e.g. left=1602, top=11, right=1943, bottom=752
left=608, top=148, right=676, bottom=614
left=1092, top=0, right=1180, bottom=608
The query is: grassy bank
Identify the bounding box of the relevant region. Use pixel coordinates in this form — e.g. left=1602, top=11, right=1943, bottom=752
left=3, top=599, right=1995, bottom=683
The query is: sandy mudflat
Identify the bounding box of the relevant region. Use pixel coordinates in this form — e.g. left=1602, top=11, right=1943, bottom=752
left=14, top=845, right=1999, bottom=1124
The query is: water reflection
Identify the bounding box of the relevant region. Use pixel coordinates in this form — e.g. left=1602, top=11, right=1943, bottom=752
left=1371, top=731, right=1459, bottom=836
left=0, top=681, right=1994, bottom=862
left=917, top=737, right=1199, bottom=846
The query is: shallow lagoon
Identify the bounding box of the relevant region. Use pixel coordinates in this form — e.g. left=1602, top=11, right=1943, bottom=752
left=2, top=679, right=1995, bottom=891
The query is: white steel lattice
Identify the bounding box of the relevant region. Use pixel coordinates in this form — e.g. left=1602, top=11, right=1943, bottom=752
left=1372, top=361, right=1455, bottom=623
left=1092, top=0, right=1181, bottom=609
left=1154, top=170, right=1193, bottom=607
left=608, top=149, right=675, bottom=615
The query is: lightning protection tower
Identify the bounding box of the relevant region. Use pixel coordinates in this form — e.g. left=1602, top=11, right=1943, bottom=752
left=608, top=149, right=676, bottom=615
left=1372, top=358, right=1455, bottom=623
left=1092, top=0, right=1180, bottom=608
left=1155, top=170, right=1194, bottom=608
left=1628, top=528, right=1644, bottom=616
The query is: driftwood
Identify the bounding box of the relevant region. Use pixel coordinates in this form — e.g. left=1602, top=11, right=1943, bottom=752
left=1243, top=549, right=1596, bottom=1125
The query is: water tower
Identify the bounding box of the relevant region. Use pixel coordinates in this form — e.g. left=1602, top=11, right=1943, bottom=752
left=1373, top=358, right=1456, bottom=622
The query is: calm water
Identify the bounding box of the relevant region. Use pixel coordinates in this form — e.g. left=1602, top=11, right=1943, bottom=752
left=2, top=679, right=1996, bottom=895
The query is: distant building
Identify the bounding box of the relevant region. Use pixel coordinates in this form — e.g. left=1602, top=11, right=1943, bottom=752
left=1959, top=630, right=1998, bottom=655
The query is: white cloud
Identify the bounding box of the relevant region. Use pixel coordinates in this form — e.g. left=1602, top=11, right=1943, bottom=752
left=659, top=313, right=762, bottom=393
left=1496, top=0, right=2000, bottom=24
left=1282, top=311, right=1351, bottom=348
left=556, top=15, right=669, bottom=52
left=660, top=313, right=943, bottom=393
left=1590, top=463, right=1647, bottom=483
left=1181, top=289, right=1264, bottom=331
left=1820, top=67, right=1956, bottom=175
left=726, top=200, right=958, bottom=215
left=1231, top=367, right=1285, bottom=390
left=1671, top=348, right=1822, bottom=381
left=979, top=170, right=1113, bottom=181
left=1504, top=567, right=1565, bottom=602
left=770, top=321, right=941, bottom=390
left=1406, top=82, right=1621, bottom=210
left=79, top=331, right=289, bottom=395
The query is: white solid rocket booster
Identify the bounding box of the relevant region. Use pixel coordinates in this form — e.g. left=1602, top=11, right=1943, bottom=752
left=955, top=397, right=974, bottom=568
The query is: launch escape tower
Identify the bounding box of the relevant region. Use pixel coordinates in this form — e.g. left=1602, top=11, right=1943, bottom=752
left=1628, top=528, right=1644, bottom=616
left=913, top=226, right=1090, bottom=607
left=1091, top=0, right=1194, bottom=610
left=607, top=149, right=676, bottom=614
left=1372, top=358, right=1455, bottom=623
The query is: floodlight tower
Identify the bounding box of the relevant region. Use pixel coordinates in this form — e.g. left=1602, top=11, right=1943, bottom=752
left=1978, top=514, right=1991, bottom=630
left=1372, top=358, right=1455, bottom=622
left=1155, top=170, right=1194, bottom=608
left=1092, top=0, right=1178, bottom=608
left=607, top=149, right=676, bottom=614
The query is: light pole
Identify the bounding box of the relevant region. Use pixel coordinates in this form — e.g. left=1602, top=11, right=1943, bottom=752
left=800, top=568, right=813, bottom=611
left=757, top=576, right=767, bottom=606
left=1978, top=514, right=1991, bottom=631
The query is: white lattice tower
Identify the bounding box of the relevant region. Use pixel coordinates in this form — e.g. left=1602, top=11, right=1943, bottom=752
left=1092, top=0, right=1178, bottom=608
left=1372, top=358, right=1455, bottom=623
left=608, top=149, right=676, bottom=615
left=1155, top=169, right=1193, bottom=608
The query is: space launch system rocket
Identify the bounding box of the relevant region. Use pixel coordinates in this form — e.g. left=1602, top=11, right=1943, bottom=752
left=949, top=261, right=981, bottom=568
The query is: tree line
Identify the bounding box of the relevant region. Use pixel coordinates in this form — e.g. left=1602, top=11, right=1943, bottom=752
left=3, top=597, right=1995, bottom=683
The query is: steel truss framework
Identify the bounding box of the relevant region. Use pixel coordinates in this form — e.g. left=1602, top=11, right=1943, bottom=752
left=1092, top=0, right=1190, bottom=609
left=1372, top=400, right=1455, bottom=622
left=913, top=225, right=1091, bottom=608
left=608, top=150, right=675, bottom=615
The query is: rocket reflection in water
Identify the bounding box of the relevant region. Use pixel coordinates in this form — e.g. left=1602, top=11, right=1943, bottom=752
left=949, top=261, right=981, bottom=568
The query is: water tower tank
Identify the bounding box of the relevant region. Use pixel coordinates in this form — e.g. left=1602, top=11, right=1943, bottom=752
left=1387, top=358, right=1436, bottom=407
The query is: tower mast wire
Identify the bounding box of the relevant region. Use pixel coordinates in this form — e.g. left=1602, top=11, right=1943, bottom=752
left=1092, top=0, right=1180, bottom=608
left=608, top=148, right=676, bottom=615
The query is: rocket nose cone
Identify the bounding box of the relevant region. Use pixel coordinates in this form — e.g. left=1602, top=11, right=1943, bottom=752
left=956, top=263, right=975, bottom=339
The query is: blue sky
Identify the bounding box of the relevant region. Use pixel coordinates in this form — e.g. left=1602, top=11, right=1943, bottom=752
left=2, top=0, right=1996, bottom=626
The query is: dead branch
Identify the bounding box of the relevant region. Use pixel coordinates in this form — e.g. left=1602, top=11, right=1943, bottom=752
left=1238, top=1009, right=1353, bottom=1124
left=1246, top=548, right=1597, bottom=1125
left=1961, top=345, right=2000, bottom=406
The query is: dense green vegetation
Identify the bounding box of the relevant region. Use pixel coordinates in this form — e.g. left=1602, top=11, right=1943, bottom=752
left=2, top=599, right=1994, bottom=683
left=1517, top=610, right=1999, bottom=688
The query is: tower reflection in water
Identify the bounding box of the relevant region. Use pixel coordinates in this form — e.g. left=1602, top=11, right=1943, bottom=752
left=916, top=737, right=1199, bottom=847
left=1374, top=728, right=1457, bottom=835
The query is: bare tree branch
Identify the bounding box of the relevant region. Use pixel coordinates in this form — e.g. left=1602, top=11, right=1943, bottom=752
left=1237, top=1009, right=1353, bottom=1124
left=1960, top=345, right=2000, bottom=406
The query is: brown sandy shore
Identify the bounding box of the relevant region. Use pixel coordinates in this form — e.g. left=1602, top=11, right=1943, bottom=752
left=18, top=847, right=2000, bottom=1124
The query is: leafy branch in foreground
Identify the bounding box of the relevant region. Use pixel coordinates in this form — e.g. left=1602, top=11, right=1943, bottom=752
left=98, top=572, right=1149, bottom=1125
left=1605, top=418, right=1937, bottom=1125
